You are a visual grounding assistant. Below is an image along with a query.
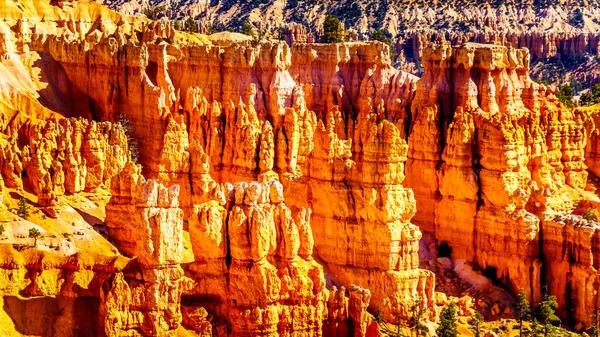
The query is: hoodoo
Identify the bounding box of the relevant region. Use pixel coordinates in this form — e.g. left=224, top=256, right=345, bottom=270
left=1, top=0, right=600, bottom=336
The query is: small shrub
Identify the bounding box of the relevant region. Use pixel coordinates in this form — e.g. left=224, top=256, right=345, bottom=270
left=143, top=5, right=165, bottom=20
left=569, top=8, right=584, bottom=29
left=185, top=16, right=198, bottom=33
left=556, top=85, right=574, bottom=108
left=17, top=197, right=29, bottom=219
left=583, top=208, right=599, bottom=222
left=0, top=224, right=5, bottom=235
left=241, top=22, right=256, bottom=36
left=117, top=113, right=139, bottom=163
left=371, top=30, right=390, bottom=46
left=580, top=84, right=600, bottom=106
left=28, top=228, right=41, bottom=247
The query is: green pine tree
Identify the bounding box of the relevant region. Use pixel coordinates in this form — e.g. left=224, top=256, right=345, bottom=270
left=28, top=228, right=41, bottom=248
left=241, top=22, right=256, bottom=37
left=556, top=85, right=574, bottom=108
left=589, top=312, right=599, bottom=337
left=470, top=311, right=483, bottom=337
left=531, top=318, right=542, bottom=337
left=517, top=289, right=531, bottom=337
left=321, top=15, right=345, bottom=43
left=371, top=30, right=391, bottom=46
left=374, top=305, right=384, bottom=324
left=539, top=287, right=560, bottom=337
left=185, top=16, right=197, bottom=33
left=17, top=196, right=29, bottom=219
left=411, top=295, right=427, bottom=337
left=581, top=84, right=600, bottom=106
left=377, top=309, right=408, bottom=337
left=437, top=302, right=458, bottom=337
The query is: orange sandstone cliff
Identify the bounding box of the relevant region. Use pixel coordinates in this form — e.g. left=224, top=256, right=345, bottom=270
left=405, top=43, right=600, bottom=328
left=3, top=0, right=600, bottom=336
left=0, top=0, right=429, bottom=335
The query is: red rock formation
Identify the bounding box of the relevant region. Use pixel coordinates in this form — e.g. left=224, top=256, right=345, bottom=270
left=407, top=31, right=600, bottom=62
left=403, top=42, right=596, bottom=311
left=186, top=175, right=329, bottom=335
left=542, top=213, right=600, bottom=328
left=11, top=0, right=600, bottom=333
left=0, top=117, right=128, bottom=217
left=285, top=23, right=312, bottom=46
left=38, top=18, right=434, bottom=323
left=103, top=163, right=184, bottom=336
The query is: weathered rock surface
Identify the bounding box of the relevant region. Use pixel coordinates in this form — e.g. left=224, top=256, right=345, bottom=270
left=102, top=0, right=600, bottom=66
left=403, top=42, right=600, bottom=329
left=35, top=8, right=435, bottom=325
left=0, top=117, right=128, bottom=217
left=103, top=163, right=184, bottom=336
left=10, top=0, right=600, bottom=335
left=405, top=43, right=559, bottom=301
left=186, top=178, right=330, bottom=335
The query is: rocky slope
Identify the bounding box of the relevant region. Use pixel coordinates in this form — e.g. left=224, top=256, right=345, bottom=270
left=3, top=0, right=600, bottom=336
left=99, top=1, right=600, bottom=63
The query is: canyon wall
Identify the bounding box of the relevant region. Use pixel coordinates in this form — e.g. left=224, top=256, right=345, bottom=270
left=404, top=42, right=600, bottom=327
left=0, top=0, right=427, bottom=335
left=405, top=31, right=600, bottom=62
left=100, top=0, right=600, bottom=66
left=5, top=0, right=600, bottom=335
left=42, top=11, right=435, bottom=325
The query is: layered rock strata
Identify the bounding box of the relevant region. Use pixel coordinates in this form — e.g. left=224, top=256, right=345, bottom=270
left=17, top=0, right=600, bottom=334
left=102, top=0, right=600, bottom=64
left=541, top=213, right=600, bottom=328
left=34, top=11, right=435, bottom=324
left=0, top=1, right=421, bottom=334
left=0, top=247, right=130, bottom=337
left=406, top=31, right=600, bottom=62
left=403, top=42, right=597, bottom=312
left=185, top=177, right=328, bottom=335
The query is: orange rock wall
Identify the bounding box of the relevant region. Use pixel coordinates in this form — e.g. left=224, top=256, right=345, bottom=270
left=0, top=117, right=128, bottom=216
left=404, top=42, right=592, bottom=308
left=542, top=214, right=600, bottom=328
left=10, top=0, right=600, bottom=334
left=44, top=24, right=435, bottom=325
left=0, top=1, right=383, bottom=336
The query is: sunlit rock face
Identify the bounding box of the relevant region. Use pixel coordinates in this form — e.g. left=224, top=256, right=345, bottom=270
left=0, top=1, right=432, bottom=335
left=404, top=42, right=600, bottom=326
left=5, top=0, right=600, bottom=335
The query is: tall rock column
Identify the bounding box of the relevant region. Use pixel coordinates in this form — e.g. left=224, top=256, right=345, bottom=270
left=103, top=162, right=185, bottom=336
left=185, top=169, right=328, bottom=335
